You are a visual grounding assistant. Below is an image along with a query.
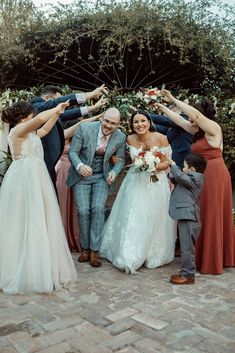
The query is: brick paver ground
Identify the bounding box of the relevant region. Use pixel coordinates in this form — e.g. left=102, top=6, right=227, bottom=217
left=0, top=255, right=234, bottom=353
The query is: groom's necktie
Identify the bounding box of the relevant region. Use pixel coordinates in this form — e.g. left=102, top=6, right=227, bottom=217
left=96, top=135, right=108, bottom=156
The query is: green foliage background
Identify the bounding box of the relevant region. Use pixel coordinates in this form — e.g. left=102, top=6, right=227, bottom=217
left=0, top=0, right=234, bottom=182
left=0, top=86, right=234, bottom=184
left=0, top=0, right=234, bottom=94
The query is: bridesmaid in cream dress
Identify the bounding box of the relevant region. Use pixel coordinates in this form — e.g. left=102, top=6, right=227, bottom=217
left=0, top=100, right=77, bottom=294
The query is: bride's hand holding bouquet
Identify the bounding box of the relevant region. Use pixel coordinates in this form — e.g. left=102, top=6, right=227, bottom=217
left=133, top=146, right=167, bottom=182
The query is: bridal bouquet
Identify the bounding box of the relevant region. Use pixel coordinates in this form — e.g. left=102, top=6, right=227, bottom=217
left=146, top=88, right=163, bottom=102
left=136, top=87, right=164, bottom=105
left=133, top=147, right=164, bottom=182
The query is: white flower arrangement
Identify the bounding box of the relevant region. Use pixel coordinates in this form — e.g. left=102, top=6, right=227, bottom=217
left=133, top=146, right=164, bottom=182
left=142, top=88, right=163, bottom=105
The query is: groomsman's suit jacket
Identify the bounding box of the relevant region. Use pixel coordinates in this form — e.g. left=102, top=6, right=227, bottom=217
left=169, top=165, right=205, bottom=226
left=150, top=114, right=193, bottom=169
left=31, top=94, right=83, bottom=183
left=67, top=121, right=126, bottom=187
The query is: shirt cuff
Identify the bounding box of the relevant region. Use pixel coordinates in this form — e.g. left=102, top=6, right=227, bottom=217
left=76, top=163, right=84, bottom=173
left=75, top=93, right=86, bottom=104
left=80, top=106, right=89, bottom=116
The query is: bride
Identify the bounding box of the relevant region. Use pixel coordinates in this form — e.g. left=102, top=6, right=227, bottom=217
left=100, top=110, right=176, bottom=273
left=0, top=100, right=77, bottom=294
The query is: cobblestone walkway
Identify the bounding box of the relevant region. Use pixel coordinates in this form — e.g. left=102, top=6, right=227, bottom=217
left=0, top=255, right=234, bottom=353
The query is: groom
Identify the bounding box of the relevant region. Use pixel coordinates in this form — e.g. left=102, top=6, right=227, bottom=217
left=67, top=108, right=126, bottom=267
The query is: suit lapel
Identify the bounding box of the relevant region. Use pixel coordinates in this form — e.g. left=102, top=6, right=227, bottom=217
left=89, top=122, right=100, bottom=162
left=104, top=129, right=118, bottom=162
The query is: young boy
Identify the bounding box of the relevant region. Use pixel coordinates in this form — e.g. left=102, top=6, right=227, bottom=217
left=168, top=153, right=207, bottom=285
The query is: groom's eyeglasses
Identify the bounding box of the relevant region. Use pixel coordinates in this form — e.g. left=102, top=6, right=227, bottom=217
left=102, top=118, right=118, bottom=127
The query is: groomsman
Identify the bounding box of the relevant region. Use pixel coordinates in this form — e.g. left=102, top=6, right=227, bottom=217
left=31, top=84, right=108, bottom=187
left=67, top=108, right=126, bottom=267
left=150, top=104, right=193, bottom=169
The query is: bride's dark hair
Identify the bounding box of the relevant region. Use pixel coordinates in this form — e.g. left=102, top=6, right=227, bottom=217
left=193, top=98, right=216, bottom=142
left=1, top=101, right=35, bottom=127
left=130, top=110, right=155, bottom=133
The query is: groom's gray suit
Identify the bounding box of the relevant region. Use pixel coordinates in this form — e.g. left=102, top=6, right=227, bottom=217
left=169, top=165, right=205, bottom=278
left=67, top=121, right=126, bottom=251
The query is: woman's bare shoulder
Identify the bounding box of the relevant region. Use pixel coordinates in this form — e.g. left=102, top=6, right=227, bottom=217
left=153, top=132, right=169, bottom=147
left=127, top=134, right=137, bottom=144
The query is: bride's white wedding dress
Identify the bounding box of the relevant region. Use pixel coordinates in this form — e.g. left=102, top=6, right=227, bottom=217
left=100, top=145, right=176, bottom=273
left=0, top=129, right=77, bottom=294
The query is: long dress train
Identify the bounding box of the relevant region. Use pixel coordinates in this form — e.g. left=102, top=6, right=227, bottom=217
left=0, top=130, right=77, bottom=294
left=100, top=145, right=176, bottom=273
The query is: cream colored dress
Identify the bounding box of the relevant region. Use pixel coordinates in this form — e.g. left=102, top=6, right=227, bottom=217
left=0, top=129, right=77, bottom=294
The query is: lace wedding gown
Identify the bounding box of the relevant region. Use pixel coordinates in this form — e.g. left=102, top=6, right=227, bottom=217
left=100, top=145, right=176, bottom=273
left=0, top=130, right=77, bottom=294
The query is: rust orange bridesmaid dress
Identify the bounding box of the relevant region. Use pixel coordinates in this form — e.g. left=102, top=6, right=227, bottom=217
left=192, top=137, right=235, bottom=274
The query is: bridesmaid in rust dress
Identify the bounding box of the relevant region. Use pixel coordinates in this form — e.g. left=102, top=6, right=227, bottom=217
left=156, top=91, right=235, bottom=275
left=56, top=115, right=102, bottom=252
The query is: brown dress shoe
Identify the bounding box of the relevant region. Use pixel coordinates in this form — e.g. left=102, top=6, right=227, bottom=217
left=170, top=274, right=195, bottom=285
left=170, top=272, right=182, bottom=280
left=90, top=251, right=102, bottom=267
left=78, top=250, right=90, bottom=263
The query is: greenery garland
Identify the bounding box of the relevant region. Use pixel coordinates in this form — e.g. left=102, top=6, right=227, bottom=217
left=0, top=86, right=234, bottom=184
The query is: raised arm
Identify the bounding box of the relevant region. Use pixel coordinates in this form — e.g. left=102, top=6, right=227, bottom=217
left=14, top=102, right=70, bottom=138
left=155, top=103, right=195, bottom=134
left=161, top=89, right=221, bottom=137
left=64, top=114, right=102, bottom=140
left=150, top=113, right=178, bottom=128
left=60, top=96, right=107, bottom=126
left=85, top=84, right=108, bottom=101
left=170, top=164, right=198, bottom=190
left=86, top=96, right=108, bottom=114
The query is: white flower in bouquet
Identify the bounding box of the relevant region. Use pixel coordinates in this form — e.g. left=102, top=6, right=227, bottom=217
left=136, top=92, right=143, bottom=99
left=144, top=151, right=157, bottom=171
left=141, top=88, right=163, bottom=105
left=132, top=147, right=164, bottom=182
left=134, top=157, right=144, bottom=168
